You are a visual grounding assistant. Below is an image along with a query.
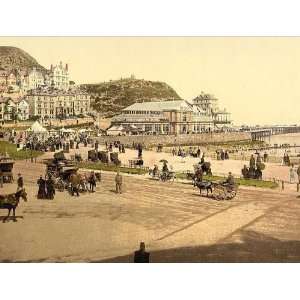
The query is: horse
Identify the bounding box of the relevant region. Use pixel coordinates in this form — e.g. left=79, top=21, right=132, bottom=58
left=0, top=188, right=27, bottom=222
left=195, top=181, right=213, bottom=196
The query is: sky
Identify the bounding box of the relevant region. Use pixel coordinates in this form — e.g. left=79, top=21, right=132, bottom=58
left=0, top=37, right=299, bottom=126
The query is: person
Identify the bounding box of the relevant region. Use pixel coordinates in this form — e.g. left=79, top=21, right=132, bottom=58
left=37, top=175, right=46, bottom=199
left=241, top=165, right=249, bottom=179
left=195, top=167, right=203, bottom=183
left=152, top=165, right=159, bottom=176
left=200, top=153, right=205, bottom=164
left=138, top=144, right=143, bottom=158
left=290, top=164, right=295, bottom=183
left=0, top=169, right=3, bottom=188
left=224, top=172, right=235, bottom=186
left=89, top=171, right=97, bottom=192
left=220, top=149, right=225, bottom=160
left=250, top=154, right=255, bottom=168
left=17, top=173, right=24, bottom=191
left=115, top=170, right=122, bottom=194
left=172, top=148, right=176, bottom=156
left=162, top=162, right=169, bottom=173
left=297, top=165, right=300, bottom=184
left=225, top=150, right=229, bottom=160
left=263, top=151, right=268, bottom=163
left=256, top=153, right=262, bottom=164
left=134, top=242, right=150, bottom=263
left=46, top=175, right=55, bottom=200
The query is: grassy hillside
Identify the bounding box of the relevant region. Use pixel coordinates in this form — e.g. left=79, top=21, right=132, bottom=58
left=82, top=77, right=181, bottom=117
left=0, top=46, right=46, bottom=73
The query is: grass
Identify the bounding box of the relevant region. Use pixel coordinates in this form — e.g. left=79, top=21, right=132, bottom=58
left=76, top=162, right=149, bottom=175
left=0, top=141, right=43, bottom=160
left=77, top=161, right=278, bottom=189
left=176, top=172, right=279, bottom=189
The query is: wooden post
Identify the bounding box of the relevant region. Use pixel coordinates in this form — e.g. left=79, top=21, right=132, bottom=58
left=297, top=183, right=299, bottom=193
left=281, top=181, right=284, bottom=190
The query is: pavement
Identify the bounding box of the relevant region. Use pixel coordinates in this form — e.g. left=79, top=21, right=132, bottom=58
left=1, top=155, right=300, bottom=262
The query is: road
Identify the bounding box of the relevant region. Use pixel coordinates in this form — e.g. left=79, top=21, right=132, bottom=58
left=0, top=160, right=300, bottom=262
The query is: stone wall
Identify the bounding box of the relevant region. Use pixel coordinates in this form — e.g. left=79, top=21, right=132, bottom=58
left=1, top=117, right=94, bottom=129
left=95, top=132, right=252, bottom=147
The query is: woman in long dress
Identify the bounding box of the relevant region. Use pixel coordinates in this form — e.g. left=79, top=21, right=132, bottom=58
left=290, top=165, right=295, bottom=183
left=37, top=175, right=46, bottom=199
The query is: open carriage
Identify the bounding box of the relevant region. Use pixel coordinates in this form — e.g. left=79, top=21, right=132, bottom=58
left=45, top=151, right=79, bottom=191
left=211, top=182, right=238, bottom=200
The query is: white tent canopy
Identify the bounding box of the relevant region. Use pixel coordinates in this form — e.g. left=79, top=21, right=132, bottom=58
left=27, top=121, right=48, bottom=133
left=60, top=128, right=75, bottom=133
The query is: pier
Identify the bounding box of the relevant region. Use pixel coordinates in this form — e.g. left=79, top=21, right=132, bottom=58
left=251, top=126, right=300, bottom=141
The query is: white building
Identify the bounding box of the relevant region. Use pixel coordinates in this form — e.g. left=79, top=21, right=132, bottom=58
left=25, top=87, right=90, bottom=120
left=47, top=62, right=69, bottom=90
left=192, top=92, right=231, bottom=127
left=111, top=100, right=215, bottom=135
left=17, top=99, right=29, bottom=120
left=27, top=68, right=45, bottom=90
left=111, top=92, right=232, bottom=135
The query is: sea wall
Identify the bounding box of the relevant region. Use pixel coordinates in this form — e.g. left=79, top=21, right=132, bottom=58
left=95, top=132, right=252, bottom=147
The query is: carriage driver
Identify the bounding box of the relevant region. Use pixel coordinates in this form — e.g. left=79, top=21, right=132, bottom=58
left=162, top=162, right=169, bottom=174
left=195, top=167, right=203, bottom=183
left=224, top=172, right=235, bottom=187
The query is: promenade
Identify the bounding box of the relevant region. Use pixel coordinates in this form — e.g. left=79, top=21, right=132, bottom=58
left=0, top=149, right=300, bottom=262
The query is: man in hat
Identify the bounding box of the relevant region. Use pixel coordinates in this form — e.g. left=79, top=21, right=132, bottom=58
left=17, top=173, right=24, bottom=191
left=115, top=170, right=122, bottom=194
left=224, top=172, right=235, bottom=187
left=134, top=242, right=150, bottom=263
left=89, top=171, right=97, bottom=193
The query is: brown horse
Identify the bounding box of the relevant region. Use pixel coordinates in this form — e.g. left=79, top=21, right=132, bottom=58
left=0, top=189, right=28, bottom=222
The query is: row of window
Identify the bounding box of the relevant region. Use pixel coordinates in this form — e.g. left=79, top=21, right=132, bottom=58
left=124, top=110, right=161, bottom=115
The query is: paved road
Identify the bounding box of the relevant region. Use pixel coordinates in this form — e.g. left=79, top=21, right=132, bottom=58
left=0, top=160, right=300, bottom=262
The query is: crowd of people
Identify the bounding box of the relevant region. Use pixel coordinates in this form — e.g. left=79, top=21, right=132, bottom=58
left=171, top=146, right=203, bottom=159
left=105, top=141, right=126, bottom=153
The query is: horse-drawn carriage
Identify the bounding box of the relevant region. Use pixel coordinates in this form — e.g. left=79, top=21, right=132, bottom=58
left=195, top=180, right=238, bottom=200
left=159, top=171, right=176, bottom=182
left=149, top=167, right=176, bottom=182
left=45, top=151, right=81, bottom=192
left=0, top=158, right=15, bottom=183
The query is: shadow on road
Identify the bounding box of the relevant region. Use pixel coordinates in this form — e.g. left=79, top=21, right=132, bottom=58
left=97, top=230, right=300, bottom=263
left=0, top=215, right=24, bottom=222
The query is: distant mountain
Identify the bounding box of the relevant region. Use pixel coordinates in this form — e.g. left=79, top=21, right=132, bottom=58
left=82, top=77, right=181, bottom=117
left=0, top=46, right=46, bottom=73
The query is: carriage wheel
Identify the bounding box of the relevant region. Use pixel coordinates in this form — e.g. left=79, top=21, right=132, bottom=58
left=213, top=186, right=227, bottom=200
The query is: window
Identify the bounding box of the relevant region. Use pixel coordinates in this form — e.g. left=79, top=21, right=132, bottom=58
left=163, top=124, right=169, bottom=133
left=154, top=124, right=161, bottom=133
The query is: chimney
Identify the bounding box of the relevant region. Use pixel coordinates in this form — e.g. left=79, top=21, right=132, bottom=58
left=65, top=64, right=68, bottom=71
left=50, top=64, right=53, bottom=71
